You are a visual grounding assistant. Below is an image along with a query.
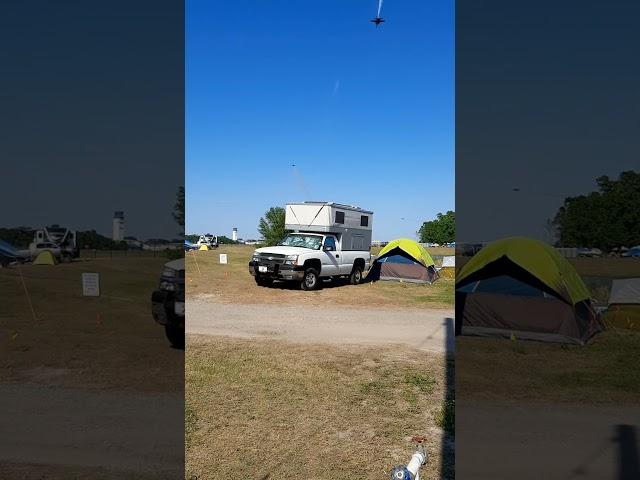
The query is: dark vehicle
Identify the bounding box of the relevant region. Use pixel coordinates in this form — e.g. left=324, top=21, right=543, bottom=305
left=622, top=247, right=640, bottom=258
left=151, top=258, right=185, bottom=348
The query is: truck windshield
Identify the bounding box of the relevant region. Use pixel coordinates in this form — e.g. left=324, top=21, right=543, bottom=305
left=278, top=234, right=322, bottom=250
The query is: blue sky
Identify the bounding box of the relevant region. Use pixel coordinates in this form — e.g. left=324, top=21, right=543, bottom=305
left=186, top=0, right=454, bottom=241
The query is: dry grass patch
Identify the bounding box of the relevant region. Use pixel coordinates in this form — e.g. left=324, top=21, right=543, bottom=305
left=457, top=329, right=640, bottom=404
left=186, top=335, right=453, bottom=480
left=0, top=258, right=183, bottom=392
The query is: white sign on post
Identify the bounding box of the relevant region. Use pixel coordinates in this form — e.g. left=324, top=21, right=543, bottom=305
left=219, top=254, right=228, bottom=264
left=82, top=273, right=100, bottom=297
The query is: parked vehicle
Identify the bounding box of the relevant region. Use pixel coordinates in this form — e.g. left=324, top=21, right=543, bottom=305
left=577, top=247, right=602, bottom=258
left=151, top=258, right=185, bottom=348
left=249, top=202, right=373, bottom=290
left=27, top=242, right=62, bottom=261
left=196, top=234, right=218, bottom=249
left=30, top=225, right=79, bottom=260
left=622, top=247, right=640, bottom=258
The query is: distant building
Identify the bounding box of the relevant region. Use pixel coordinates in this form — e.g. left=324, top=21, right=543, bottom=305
left=112, top=211, right=125, bottom=241
left=232, top=227, right=238, bottom=242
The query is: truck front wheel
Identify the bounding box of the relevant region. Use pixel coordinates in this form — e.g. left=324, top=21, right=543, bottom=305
left=164, top=324, right=184, bottom=349
left=255, top=275, right=273, bottom=287
left=301, top=267, right=320, bottom=290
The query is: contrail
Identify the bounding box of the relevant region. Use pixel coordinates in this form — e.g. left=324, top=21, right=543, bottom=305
left=292, top=164, right=311, bottom=200
left=377, top=0, right=384, bottom=18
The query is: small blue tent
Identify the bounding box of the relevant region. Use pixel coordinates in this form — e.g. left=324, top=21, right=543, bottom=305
left=0, top=239, right=17, bottom=266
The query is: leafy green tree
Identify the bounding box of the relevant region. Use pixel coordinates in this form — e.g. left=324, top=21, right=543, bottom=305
left=258, top=207, right=290, bottom=246
left=76, top=230, right=119, bottom=249
left=553, top=170, right=640, bottom=249
left=173, top=186, right=185, bottom=233
left=185, top=234, right=200, bottom=243
left=0, top=227, right=34, bottom=248
left=418, top=211, right=455, bottom=244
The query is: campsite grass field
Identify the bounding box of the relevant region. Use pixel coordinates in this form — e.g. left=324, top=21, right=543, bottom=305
left=186, top=335, right=454, bottom=480
left=186, top=244, right=455, bottom=309
left=186, top=244, right=455, bottom=478
left=0, top=257, right=183, bottom=392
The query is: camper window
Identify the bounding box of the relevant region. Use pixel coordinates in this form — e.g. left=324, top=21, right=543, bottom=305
left=335, top=211, right=345, bottom=224
left=360, top=215, right=368, bottom=227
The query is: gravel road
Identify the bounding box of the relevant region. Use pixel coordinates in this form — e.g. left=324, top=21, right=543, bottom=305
left=186, top=300, right=455, bottom=354
left=0, top=384, right=184, bottom=478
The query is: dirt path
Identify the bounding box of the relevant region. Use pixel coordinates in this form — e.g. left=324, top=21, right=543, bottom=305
left=0, top=383, right=183, bottom=478
left=457, top=402, right=640, bottom=479
left=186, top=299, right=455, bottom=354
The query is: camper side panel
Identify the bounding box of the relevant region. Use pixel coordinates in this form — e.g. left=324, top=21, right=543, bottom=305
left=339, top=230, right=372, bottom=251
left=285, top=204, right=332, bottom=228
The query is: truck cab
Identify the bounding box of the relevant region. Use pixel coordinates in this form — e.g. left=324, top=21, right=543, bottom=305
left=249, top=202, right=373, bottom=290
left=151, top=258, right=185, bottom=348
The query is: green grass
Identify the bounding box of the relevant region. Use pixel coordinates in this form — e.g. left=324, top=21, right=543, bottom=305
left=434, top=400, right=455, bottom=434
left=185, top=400, right=198, bottom=449
left=404, top=372, right=437, bottom=393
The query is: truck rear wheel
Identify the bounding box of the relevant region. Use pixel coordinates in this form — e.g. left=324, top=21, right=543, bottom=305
left=301, top=267, right=320, bottom=290
left=350, top=265, right=363, bottom=285
left=164, top=324, right=184, bottom=349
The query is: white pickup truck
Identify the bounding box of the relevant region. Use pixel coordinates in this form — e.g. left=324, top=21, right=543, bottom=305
left=249, top=232, right=371, bottom=290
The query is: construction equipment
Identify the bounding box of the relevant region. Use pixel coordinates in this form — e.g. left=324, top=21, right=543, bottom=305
left=28, top=225, right=79, bottom=260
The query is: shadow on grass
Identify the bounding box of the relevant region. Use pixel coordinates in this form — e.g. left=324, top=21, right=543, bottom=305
left=439, top=317, right=455, bottom=479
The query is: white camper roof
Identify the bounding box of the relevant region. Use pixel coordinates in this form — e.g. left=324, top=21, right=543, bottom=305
left=291, top=201, right=373, bottom=214
left=609, top=278, right=640, bottom=305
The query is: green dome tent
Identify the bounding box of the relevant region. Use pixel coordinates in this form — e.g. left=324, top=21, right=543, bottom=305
left=368, top=239, right=439, bottom=284
left=33, top=250, right=58, bottom=265
left=456, top=237, right=602, bottom=344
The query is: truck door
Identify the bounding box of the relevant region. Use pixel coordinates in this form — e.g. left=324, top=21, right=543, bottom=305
left=321, top=236, right=340, bottom=276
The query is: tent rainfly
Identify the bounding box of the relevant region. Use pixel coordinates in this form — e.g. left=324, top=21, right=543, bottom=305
left=456, top=237, right=602, bottom=345
left=33, top=251, right=57, bottom=265
left=367, top=238, right=439, bottom=284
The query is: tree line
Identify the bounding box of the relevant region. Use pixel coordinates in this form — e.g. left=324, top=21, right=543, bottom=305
left=553, top=170, right=639, bottom=249
left=0, top=227, right=130, bottom=250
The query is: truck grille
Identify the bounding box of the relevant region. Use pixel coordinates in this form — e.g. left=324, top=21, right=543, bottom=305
left=258, top=253, right=286, bottom=264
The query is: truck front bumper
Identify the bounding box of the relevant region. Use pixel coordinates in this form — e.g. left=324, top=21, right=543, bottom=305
left=151, top=290, right=185, bottom=327
left=248, top=261, right=305, bottom=281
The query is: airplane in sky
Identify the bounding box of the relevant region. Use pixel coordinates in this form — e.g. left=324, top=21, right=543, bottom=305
left=370, top=17, right=385, bottom=27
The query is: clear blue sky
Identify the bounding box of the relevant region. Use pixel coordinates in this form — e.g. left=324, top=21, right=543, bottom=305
left=186, top=0, right=454, bottom=241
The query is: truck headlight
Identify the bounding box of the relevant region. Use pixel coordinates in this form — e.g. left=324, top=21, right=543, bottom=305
left=252, top=253, right=260, bottom=262
left=161, top=267, right=176, bottom=278
left=284, top=255, right=298, bottom=265
left=160, top=280, right=176, bottom=291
